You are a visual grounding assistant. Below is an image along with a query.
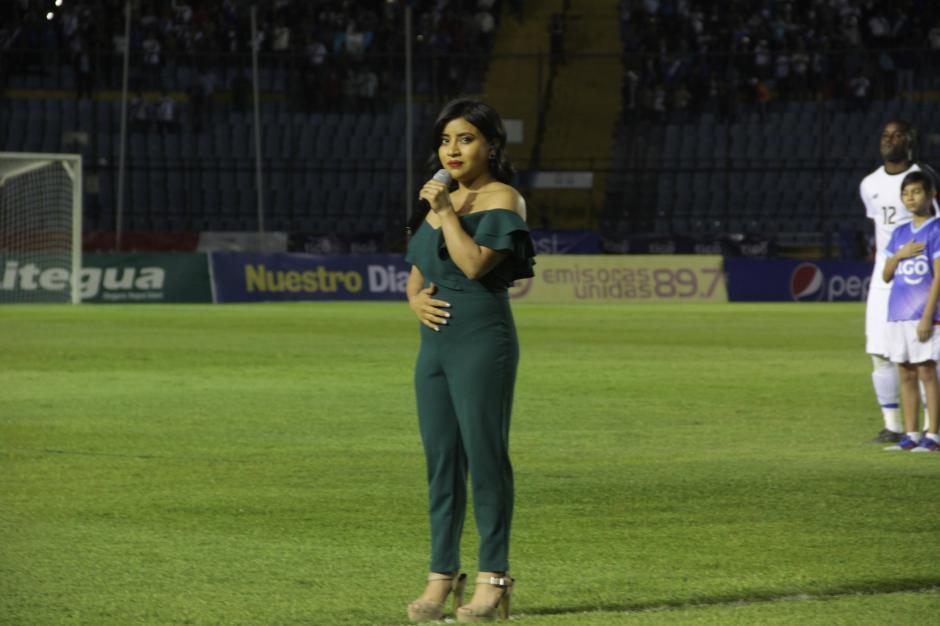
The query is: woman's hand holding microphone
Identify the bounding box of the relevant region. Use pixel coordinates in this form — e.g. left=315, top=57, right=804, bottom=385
left=418, top=177, right=455, bottom=216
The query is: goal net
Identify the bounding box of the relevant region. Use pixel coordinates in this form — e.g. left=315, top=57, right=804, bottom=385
left=0, top=153, right=82, bottom=304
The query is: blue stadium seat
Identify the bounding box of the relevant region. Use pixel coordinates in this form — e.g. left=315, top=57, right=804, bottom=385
left=164, top=134, right=181, bottom=160
left=347, top=187, right=367, bottom=215
left=205, top=189, right=225, bottom=217
left=325, top=189, right=348, bottom=217
left=76, top=100, right=92, bottom=132
left=146, top=133, right=163, bottom=160
left=662, top=125, right=680, bottom=167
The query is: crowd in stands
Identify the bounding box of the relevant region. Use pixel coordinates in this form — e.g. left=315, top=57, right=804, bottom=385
left=618, top=0, right=940, bottom=122
left=1, top=0, right=508, bottom=113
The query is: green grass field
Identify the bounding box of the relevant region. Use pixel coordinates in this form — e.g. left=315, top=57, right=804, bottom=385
left=1, top=302, right=938, bottom=626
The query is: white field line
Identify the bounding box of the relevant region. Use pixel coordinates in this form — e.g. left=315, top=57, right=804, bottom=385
left=502, top=585, right=940, bottom=621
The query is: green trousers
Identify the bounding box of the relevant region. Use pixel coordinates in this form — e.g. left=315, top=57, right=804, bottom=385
left=415, top=286, right=517, bottom=573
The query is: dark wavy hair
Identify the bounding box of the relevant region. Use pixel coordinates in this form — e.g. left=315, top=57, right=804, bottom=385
left=407, top=99, right=515, bottom=234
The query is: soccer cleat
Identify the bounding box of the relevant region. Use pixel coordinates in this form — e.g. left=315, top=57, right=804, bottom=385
left=911, top=437, right=940, bottom=453
left=883, top=435, right=919, bottom=451
left=871, top=428, right=903, bottom=444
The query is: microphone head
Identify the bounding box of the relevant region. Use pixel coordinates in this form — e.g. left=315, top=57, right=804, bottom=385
left=432, top=168, right=454, bottom=185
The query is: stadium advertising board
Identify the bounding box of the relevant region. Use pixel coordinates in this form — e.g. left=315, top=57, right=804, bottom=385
left=724, top=257, right=873, bottom=302
left=602, top=233, right=774, bottom=257
left=529, top=229, right=602, bottom=254
left=210, top=252, right=410, bottom=302
left=83, top=253, right=212, bottom=303
left=0, top=253, right=212, bottom=303
left=211, top=253, right=727, bottom=304
left=508, top=255, right=727, bottom=303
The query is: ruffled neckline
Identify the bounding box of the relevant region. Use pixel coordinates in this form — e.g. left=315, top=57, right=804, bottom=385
left=424, top=208, right=521, bottom=231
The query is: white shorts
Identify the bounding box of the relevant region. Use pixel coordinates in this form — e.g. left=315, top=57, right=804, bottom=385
left=866, top=286, right=890, bottom=356
left=886, top=320, right=940, bottom=364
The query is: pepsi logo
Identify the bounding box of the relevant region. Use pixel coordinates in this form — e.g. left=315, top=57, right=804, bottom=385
left=790, top=263, right=824, bottom=301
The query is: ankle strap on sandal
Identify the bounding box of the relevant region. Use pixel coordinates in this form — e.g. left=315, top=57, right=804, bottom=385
left=476, top=575, right=513, bottom=587
left=427, top=572, right=464, bottom=582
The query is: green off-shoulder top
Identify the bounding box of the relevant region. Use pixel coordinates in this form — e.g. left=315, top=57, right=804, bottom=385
left=405, top=208, right=536, bottom=292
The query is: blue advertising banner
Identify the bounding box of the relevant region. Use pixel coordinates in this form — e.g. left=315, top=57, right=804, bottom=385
left=529, top=229, right=601, bottom=254
left=724, top=257, right=874, bottom=302
left=210, top=252, right=410, bottom=302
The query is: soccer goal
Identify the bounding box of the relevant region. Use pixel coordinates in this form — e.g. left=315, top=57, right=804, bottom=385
left=0, top=152, right=82, bottom=304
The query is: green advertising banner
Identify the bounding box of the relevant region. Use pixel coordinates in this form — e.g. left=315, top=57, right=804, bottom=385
left=81, top=253, right=212, bottom=303
left=1, top=253, right=212, bottom=303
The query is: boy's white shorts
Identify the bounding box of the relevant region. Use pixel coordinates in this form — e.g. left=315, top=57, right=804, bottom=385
left=886, top=320, right=940, bottom=364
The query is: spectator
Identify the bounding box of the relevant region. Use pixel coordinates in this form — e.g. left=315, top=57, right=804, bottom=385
left=60, top=4, right=79, bottom=44
left=303, top=36, right=327, bottom=112
left=791, top=39, right=810, bottom=99
left=73, top=38, right=93, bottom=100
left=671, top=82, right=691, bottom=122
left=272, top=22, right=290, bottom=52
left=847, top=70, right=871, bottom=111
left=650, top=83, right=666, bottom=122
left=623, top=69, right=640, bottom=114
left=751, top=77, right=772, bottom=120
left=130, top=91, right=152, bottom=132
left=841, top=14, right=862, bottom=47
left=345, top=20, right=366, bottom=58
left=808, top=45, right=827, bottom=98
left=929, top=19, right=940, bottom=75
left=306, top=36, right=327, bottom=67
left=141, top=30, right=162, bottom=88
left=359, top=64, right=379, bottom=114
left=110, top=16, right=127, bottom=86
left=866, top=7, right=892, bottom=48
left=155, top=91, right=177, bottom=133
left=197, top=66, right=218, bottom=119
left=774, top=48, right=791, bottom=99
left=878, top=50, right=897, bottom=98
left=475, top=6, right=495, bottom=50
left=752, top=38, right=771, bottom=80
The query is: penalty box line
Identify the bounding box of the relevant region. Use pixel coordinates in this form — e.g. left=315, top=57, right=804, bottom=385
left=509, top=584, right=940, bottom=621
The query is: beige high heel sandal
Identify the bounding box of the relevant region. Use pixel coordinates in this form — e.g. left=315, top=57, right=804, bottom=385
left=407, top=572, right=467, bottom=622
left=455, top=575, right=514, bottom=623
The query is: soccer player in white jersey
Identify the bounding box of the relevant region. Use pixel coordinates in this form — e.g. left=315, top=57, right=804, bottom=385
left=860, top=120, right=940, bottom=443
left=880, top=171, right=940, bottom=452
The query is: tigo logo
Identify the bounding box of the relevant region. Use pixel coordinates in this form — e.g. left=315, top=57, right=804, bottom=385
left=897, top=256, right=930, bottom=285
left=790, top=263, right=824, bottom=301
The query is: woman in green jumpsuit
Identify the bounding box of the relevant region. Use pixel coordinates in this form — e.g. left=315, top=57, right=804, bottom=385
left=404, top=99, right=535, bottom=623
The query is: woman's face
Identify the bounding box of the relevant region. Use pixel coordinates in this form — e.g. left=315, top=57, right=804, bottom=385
left=438, top=117, right=492, bottom=183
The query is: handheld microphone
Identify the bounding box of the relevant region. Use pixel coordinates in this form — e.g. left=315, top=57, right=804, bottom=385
left=406, top=168, right=454, bottom=236
left=416, top=168, right=455, bottom=217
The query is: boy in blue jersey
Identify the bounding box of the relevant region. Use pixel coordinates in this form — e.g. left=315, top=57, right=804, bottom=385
left=882, top=171, right=940, bottom=452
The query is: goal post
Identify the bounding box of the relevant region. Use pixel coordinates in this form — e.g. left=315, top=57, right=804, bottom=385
left=0, top=152, right=82, bottom=304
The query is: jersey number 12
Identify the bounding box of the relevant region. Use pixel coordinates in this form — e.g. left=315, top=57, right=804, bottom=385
left=882, top=206, right=897, bottom=225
